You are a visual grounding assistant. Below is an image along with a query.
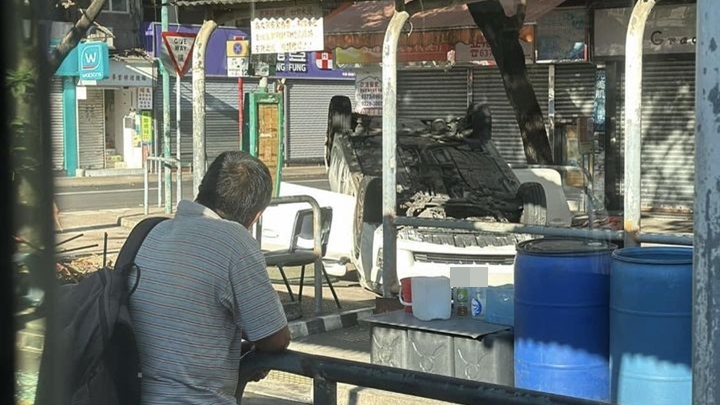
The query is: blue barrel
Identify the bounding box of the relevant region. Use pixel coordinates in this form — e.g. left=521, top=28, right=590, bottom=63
left=610, top=247, right=693, bottom=405
left=514, top=238, right=616, bottom=401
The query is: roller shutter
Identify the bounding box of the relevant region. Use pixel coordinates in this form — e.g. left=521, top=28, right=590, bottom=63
left=286, top=79, right=355, bottom=162
left=77, top=87, right=105, bottom=169
left=50, top=78, right=65, bottom=171
left=153, top=77, right=259, bottom=165
left=614, top=59, right=695, bottom=211
left=397, top=68, right=469, bottom=120
left=472, top=65, right=549, bottom=165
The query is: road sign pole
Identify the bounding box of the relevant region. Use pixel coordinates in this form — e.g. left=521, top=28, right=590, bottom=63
left=176, top=73, right=182, bottom=205
left=161, top=5, right=172, bottom=214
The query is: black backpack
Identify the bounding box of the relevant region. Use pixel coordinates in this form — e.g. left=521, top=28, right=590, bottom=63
left=36, top=216, right=168, bottom=405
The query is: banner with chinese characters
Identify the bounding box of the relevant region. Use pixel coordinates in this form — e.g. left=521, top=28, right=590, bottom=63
left=137, top=87, right=153, bottom=110
left=250, top=4, right=324, bottom=54
left=78, top=60, right=156, bottom=87
left=355, top=71, right=382, bottom=116
left=140, top=111, right=154, bottom=144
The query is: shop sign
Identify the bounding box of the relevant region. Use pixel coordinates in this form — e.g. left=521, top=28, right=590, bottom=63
left=274, top=51, right=354, bottom=80
left=140, top=111, right=154, bottom=144
left=594, top=4, right=696, bottom=56
left=137, top=87, right=153, bottom=110
left=78, top=41, right=109, bottom=81
left=79, top=61, right=155, bottom=87
left=251, top=4, right=324, bottom=54
left=536, top=8, right=587, bottom=62
left=355, top=72, right=382, bottom=116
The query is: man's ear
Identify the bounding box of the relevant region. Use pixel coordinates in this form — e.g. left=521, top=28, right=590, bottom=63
left=248, top=211, right=263, bottom=228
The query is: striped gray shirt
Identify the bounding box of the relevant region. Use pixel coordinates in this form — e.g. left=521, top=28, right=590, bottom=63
left=129, top=200, right=287, bottom=405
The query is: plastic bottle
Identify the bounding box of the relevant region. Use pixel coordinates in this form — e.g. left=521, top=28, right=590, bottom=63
left=455, top=287, right=469, bottom=316
left=471, top=287, right=487, bottom=319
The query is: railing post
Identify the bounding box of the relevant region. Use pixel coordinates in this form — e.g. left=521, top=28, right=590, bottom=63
left=157, top=161, right=162, bottom=207
left=313, top=377, right=338, bottom=405
left=144, top=161, right=149, bottom=215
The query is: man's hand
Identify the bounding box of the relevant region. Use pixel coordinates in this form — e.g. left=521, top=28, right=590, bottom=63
left=241, top=341, right=270, bottom=382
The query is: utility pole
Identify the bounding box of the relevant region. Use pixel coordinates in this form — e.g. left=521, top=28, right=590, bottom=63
left=693, top=0, right=720, bottom=403
left=161, top=1, right=172, bottom=213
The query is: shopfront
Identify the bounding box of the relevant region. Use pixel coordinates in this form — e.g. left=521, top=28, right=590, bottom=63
left=76, top=58, right=157, bottom=171
left=144, top=23, right=355, bottom=165
left=593, top=3, right=696, bottom=212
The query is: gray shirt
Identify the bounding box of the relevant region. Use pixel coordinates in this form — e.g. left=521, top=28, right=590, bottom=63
left=129, top=200, right=287, bottom=405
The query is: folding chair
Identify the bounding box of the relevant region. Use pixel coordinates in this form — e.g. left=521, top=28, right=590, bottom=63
left=263, top=206, right=341, bottom=308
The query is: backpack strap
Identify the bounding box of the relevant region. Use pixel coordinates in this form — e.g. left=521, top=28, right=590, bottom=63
left=115, top=216, right=169, bottom=296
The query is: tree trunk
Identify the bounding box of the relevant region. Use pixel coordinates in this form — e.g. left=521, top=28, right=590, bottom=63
left=468, top=1, right=554, bottom=165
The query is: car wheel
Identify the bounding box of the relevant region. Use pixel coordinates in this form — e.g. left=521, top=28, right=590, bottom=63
left=518, top=182, right=548, bottom=226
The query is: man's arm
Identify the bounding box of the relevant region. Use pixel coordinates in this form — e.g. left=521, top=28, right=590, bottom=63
left=252, top=325, right=291, bottom=353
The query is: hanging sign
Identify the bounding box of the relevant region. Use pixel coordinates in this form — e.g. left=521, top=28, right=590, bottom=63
left=162, top=32, right=196, bottom=76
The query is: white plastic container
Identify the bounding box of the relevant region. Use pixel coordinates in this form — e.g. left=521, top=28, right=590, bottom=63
left=399, top=276, right=452, bottom=321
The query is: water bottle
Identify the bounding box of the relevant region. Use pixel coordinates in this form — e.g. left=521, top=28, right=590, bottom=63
left=455, top=287, right=469, bottom=316
left=471, top=287, right=487, bottom=319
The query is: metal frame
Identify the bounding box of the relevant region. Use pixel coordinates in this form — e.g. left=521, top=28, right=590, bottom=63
left=235, top=349, right=608, bottom=405
left=143, top=156, right=183, bottom=215
left=261, top=195, right=325, bottom=315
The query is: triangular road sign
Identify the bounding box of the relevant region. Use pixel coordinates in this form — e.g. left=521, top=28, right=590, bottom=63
left=161, top=32, right=196, bottom=77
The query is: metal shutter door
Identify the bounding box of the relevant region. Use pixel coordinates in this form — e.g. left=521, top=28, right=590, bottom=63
left=615, top=59, right=695, bottom=211
left=473, top=65, right=549, bottom=165
left=286, top=80, right=355, bottom=162
left=397, top=68, right=469, bottom=120
left=153, top=77, right=258, bottom=165
left=555, top=63, right=597, bottom=122
left=50, top=78, right=65, bottom=171
left=77, top=88, right=105, bottom=169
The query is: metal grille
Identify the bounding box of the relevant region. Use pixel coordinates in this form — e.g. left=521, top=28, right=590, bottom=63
left=153, top=76, right=259, bottom=165
left=77, top=87, right=105, bottom=169
left=554, top=63, right=597, bottom=122
left=615, top=59, right=695, bottom=211
left=50, top=78, right=64, bottom=171
left=472, top=64, right=549, bottom=165
left=397, top=68, right=470, bottom=120
left=413, top=252, right=515, bottom=266
left=286, top=79, right=355, bottom=162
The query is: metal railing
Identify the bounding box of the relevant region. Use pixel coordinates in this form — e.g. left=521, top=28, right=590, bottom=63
left=143, top=156, right=184, bottom=215
left=235, top=350, right=607, bottom=405
left=258, top=195, right=326, bottom=315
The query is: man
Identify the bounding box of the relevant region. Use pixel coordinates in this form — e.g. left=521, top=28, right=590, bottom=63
left=129, top=151, right=290, bottom=405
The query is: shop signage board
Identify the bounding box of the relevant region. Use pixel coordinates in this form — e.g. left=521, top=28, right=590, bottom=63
left=355, top=71, right=382, bottom=116
left=162, top=31, right=196, bottom=76
left=137, top=87, right=153, bottom=110
left=594, top=4, right=696, bottom=56
left=78, top=41, right=109, bottom=81
left=250, top=4, right=324, bottom=54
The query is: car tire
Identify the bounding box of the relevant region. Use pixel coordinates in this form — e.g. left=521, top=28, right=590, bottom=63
left=325, top=95, right=353, bottom=169
left=518, top=182, right=548, bottom=226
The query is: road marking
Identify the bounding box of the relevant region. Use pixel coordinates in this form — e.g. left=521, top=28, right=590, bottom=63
left=56, top=188, right=159, bottom=196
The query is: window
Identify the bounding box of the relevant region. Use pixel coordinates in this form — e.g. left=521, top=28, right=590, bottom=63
left=102, top=0, right=128, bottom=13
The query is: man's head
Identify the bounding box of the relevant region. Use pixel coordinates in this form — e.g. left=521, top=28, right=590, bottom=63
left=196, top=151, right=273, bottom=228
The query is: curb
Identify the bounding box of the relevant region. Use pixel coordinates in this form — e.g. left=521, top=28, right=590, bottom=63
left=287, top=307, right=374, bottom=339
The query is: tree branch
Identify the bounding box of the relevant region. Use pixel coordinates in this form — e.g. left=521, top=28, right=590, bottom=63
left=47, top=0, right=107, bottom=75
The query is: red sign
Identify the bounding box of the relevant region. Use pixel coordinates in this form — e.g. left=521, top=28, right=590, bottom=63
left=161, top=32, right=196, bottom=76
left=315, top=52, right=333, bottom=70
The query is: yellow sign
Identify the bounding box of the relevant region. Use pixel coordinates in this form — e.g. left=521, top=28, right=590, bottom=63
left=140, top=111, right=153, bottom=144
left=227, top=40, right=250, bottom=57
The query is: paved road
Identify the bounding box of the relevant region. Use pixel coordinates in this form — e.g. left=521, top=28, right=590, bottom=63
left=55, top=178, right=331, bottom=212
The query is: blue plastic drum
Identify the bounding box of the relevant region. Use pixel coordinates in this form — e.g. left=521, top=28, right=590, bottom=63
left=610, top=246, right=693, bottom=405
left=514, top=238, right=616, bottom=401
